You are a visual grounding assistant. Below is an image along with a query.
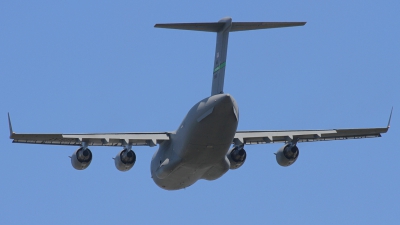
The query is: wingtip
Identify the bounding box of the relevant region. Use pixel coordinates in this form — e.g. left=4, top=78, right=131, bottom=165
left=387, top=107, right=393, bottom=128
left=8, top=112, right=14, bottom=138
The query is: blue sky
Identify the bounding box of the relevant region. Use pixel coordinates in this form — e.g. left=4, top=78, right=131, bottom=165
left=1, top=1, right=399, bottom=224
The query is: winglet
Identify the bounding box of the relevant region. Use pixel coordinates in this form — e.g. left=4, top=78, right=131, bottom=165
left=387, top=107, right=393, bottom=128
left=8, top=113, right=15, bottom=138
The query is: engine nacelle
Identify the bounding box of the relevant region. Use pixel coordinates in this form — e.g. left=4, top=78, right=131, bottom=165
left=276, top=144, right=299, bottom=167
left=227, top=146, right=247, bottom=169
left=114, top=149, right=136, bottom=172
left=71, top=147, right=93, bottom=170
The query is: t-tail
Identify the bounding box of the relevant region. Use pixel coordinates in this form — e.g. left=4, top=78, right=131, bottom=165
left=155, top=17, right=306, bottom=96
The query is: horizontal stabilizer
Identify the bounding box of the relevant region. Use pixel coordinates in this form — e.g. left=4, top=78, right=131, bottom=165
left=230, top=22, right=306, bottom=32
left=154, top=22, right=306, bottom=32
left=155, top=17, right=306, bottom=96
left=155, top=23, right=224, bottom=32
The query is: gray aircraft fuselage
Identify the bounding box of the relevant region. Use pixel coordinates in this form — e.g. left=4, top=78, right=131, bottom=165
left=151, top=94, right=238, bottom=190
left=9, top=18, right=388, bottom=191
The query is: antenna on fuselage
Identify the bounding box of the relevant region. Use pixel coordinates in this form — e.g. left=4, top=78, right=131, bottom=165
left=154, top=17, right=306, bottom=96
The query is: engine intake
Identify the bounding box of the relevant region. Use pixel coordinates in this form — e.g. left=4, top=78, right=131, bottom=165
left=114, top=149, right=136, bottom=172
left=227, top=146, right=246, bottom=169
left=276, top=144, right=299, bottom=167
left=71, top=147, right=92, bottom=170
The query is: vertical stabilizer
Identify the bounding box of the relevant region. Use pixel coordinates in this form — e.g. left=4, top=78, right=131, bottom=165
left=154, top=18, right=306, bottom=96
left=211, top=17, right=232, bottom=95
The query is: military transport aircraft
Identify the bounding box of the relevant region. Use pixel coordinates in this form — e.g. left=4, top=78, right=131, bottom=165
left=8, top=17, right=391, bottom=190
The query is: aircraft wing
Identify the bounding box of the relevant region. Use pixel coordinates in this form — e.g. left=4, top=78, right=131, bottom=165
left=234, top=127, right=389, bottom=145
left=10, top=132, right=170, bottom=147
left=234, top=108, right=392, bottom=145
left=8, top=114, right=169, bottom=147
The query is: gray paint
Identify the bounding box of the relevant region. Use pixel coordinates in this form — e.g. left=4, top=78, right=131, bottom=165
left=151, top=94, right=238, bottom=190
left=8, top=18, right=390, bottom=191
left=154, top=18, right=307, bottom=96
left=211, top=17, right=231, bottom=95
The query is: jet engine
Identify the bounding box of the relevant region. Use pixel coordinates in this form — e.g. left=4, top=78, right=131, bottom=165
left=114, top=149, right=136, bottom=172
left=71, top=147, right=93, bottom=170
left=227, top=146, right=247, bottom=169
left=275, top=144, right=299, bottom=167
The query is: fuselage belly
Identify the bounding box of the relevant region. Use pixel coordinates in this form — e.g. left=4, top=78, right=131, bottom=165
left=151, top=94, right=239, bottom=190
